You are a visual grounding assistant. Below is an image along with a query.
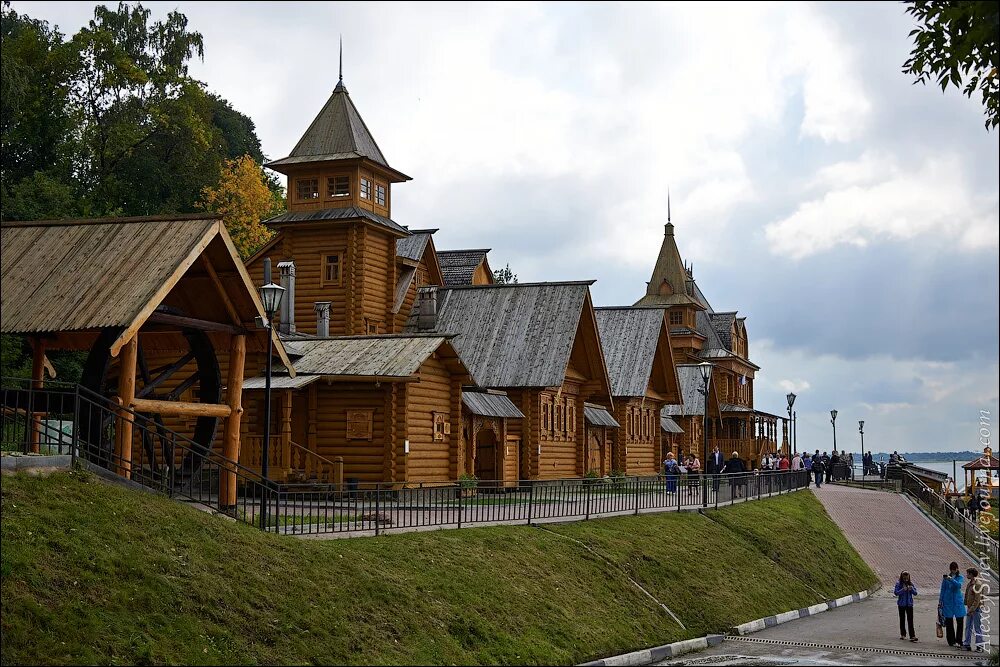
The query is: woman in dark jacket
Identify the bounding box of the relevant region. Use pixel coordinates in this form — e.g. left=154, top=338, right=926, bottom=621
left=894, top=571, right=918, bottom=641
left=722, top=451, right=746, bottom=498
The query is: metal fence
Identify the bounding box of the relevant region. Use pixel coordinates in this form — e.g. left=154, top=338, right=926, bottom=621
left=1, top=378, right=810, bottom=537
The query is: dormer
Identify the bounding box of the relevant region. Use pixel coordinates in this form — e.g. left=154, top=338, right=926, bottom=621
left=266, top=78, right=410, bottom=218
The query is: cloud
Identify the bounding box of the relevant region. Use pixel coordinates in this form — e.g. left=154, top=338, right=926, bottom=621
left=779, top=379, right=812, bottom=393
left=763, top=152, right=999, bottom=259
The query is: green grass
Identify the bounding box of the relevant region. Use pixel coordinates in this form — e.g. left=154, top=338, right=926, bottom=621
left=1, top=472, right=876, bottom=666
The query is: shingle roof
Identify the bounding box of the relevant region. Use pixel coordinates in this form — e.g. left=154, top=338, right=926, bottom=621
left=437, top=249, right=490, bottom=286
left=594, top=307, right=664, bottom=397
left=264, top=206, right=409, bottom=236
left=661, top=365, right=714, bottom=417
left=585, top=403, right=620, bottom=428
left=660, top=415, right=684, bottom=434
left=396, top=230, right=436, bottom=263
left=462, top=391, right=525, bottom=419
left=266, top=81, right=408, bottom=179
left=695, top=310, right=727, bottom=351
left=283, top=335, right=456, bottom=378
left=709, top=311, right=737, bottom=350
left=634, top=223, right=701, bottom=307
left=406, top=282, right=594, bottom=388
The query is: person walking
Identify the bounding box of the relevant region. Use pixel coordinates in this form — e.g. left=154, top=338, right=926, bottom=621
left=828, top=451, right=839, bottom=483
left=791, top=452, right=803, bottom=471
left=707, top=445, right=724, bottom=494
left=962, top=567, right=984, bottom=652
left=803, top=453, right=813, bottom=472
left=812, top=453, right=825, bottom=488
left=722, top=451, right=746, bottom=498
left=894, top=571, right=918, bottom=641
left=938, top=561, right=966, bottom=647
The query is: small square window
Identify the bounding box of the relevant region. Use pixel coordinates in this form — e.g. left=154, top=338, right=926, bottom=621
left=669, top=310, right=683, bottom=326
left=360, top=177, right=371, bottom=200
left=296, top=178, right=319, bottom=200
left=375, top=183, right=386, bottom=206
left=327, top=176, right=349, bottom=198
left=365, top=319, right=380, bottom=335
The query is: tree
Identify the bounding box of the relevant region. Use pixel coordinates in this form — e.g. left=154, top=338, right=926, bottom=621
left=493, top=263, right=518, bottom=284
left=903, top=1, right=1000, bottom=129
left=197, top=155, right=276, bottom=258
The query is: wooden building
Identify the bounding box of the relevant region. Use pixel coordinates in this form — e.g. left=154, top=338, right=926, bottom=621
left=437, top=249, right=494, bottom=286
left=239, top=334, right=470, bottom=485
left=662, top=364, right=723, bottom=459
left=407, top=282, right=615, bottom=481
left=593, top=307, right=681, bottom=476
left=636, top=220, right=779, bottom=466
left=0, top=215, right=291, bottom=504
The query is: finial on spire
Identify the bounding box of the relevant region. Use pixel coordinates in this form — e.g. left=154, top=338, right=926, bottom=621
left=667, top=188, right=671, bottom=223
left=339, top=35, right=343, bottom=83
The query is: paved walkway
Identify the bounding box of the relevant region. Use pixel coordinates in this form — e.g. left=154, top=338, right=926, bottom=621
left=657, top=485, right=995, bottom=666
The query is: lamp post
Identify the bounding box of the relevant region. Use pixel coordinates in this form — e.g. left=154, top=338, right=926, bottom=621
left=258, top=281, right=286, bottom=527
left=859, top=420, right=865, bottom=478
left=697, top=362, right=713, bottom=508
left=830, top=409, right=838, bottom=456
left=786, top=392, right=797, bottom=455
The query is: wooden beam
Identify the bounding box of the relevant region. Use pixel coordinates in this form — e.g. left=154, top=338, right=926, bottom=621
left=115, top=336, right=138, bottom=478
left=110, top=224, right=218, bottom=357
left=130, top=397, right=232, bottom=418
left=145, top=311, right=247, bottom=334
left=220, top=334, right=246, bottom=508
left=29, top=338, right=46, bottom=453
left=200, top=254, right=242, bottom=326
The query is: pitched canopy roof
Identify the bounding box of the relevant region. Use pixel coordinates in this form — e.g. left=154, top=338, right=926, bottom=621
left=584, top=403, right=620, bottom=428
left=0, top=214, right=292, bottom=368
left=264, top=205, right=409, bottom=236
left=594, top=307, right=680, bottom=401
left=266, top=80, right=409, bottom=180
left=272, top=334, right=466, bottom=380
left=407, top=282, right=611, bottom=397
left=462, top=391, right=525, bottom=419
left=437, top=249, right=492, bottom=286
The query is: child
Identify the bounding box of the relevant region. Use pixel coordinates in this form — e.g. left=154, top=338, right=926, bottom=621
left=894, top=571, right=918, bottom=641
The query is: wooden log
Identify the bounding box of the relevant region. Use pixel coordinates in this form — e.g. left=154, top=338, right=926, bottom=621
left=146, top=311, right=247, bottom=335
left=115, top=336, right=138, bottom=478
left=220, top=334, right=246, bottom=507
left=130, top=397, right=232, bottom=418
left=29, top=338, right=46, bottom=453
left=200, top=255, right=242, bottom=326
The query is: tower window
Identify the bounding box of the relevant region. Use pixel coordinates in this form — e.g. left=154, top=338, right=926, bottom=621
left=327, top=175, right=350, bottom=198
left=296, top=178, right=319, bottom=200
left=669, top=310, right=683, bottom=326
left=320, top=253, right=342, bottom=287
left=360, top=177, right=371, bottom=200
left=375, top=183, right=386, bottom=206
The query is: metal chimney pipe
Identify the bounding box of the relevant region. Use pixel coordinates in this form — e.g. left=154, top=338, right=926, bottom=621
left=314, top=302, right=331, bottom=338
left=263, top=257, right=272, bottom=285
left=277, top=261, right=296, bottom=334
left=417, top=287, right=438, bottom=331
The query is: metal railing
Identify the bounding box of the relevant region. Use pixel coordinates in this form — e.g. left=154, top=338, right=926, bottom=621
left=1, top=379, right=811, bottom=538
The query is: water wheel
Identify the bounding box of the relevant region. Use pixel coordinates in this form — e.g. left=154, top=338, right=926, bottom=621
left=78, top=307, right=221, bottom=485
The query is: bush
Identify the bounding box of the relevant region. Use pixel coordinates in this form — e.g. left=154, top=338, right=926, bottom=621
left=458, top=473, right=478, bottom=489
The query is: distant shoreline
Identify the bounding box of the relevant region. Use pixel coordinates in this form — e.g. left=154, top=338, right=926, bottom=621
left=868, top=451, right=983, bottom=462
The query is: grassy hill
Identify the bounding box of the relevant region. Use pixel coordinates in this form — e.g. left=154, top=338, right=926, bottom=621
left=1, top=471, right=876, bottom=665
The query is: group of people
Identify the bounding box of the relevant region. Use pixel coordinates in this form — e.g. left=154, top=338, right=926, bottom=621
left=662, top=447, right=808, bottom=498
left=894, top=562, right=986, bottom=651
left=799, top=450, right=855, bottom=487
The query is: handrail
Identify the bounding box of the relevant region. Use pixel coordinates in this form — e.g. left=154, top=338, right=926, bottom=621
left=901, top=470, right=999, bottom=550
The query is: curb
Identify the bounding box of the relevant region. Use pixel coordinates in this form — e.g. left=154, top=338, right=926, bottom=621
left=578, top=634, right=725, bottom=666
left=732, top=588, right=871, bottom=635
left=0, top=453, right=72, bottom=472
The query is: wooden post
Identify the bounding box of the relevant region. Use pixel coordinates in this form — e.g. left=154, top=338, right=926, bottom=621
left=281, top=389, right=293, bottom=478
left=29, top=338, right=46, bottom=453
left=115, top=336, right=138, bottom=478
left=220, top=334, right=246, bottom=508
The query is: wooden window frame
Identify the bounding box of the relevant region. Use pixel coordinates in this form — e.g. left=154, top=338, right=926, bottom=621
left=669, top=310, right=683, bottom=326
left=375, top=182, right=387, bottom=207
left=319, top=253, right=343, bottom=287
left=433, top=411, right=450, bottom=442
left=347, top=409, right=374, bottom=441
left=360, top=177, right=372, bottom=200
left=296, top=177, right=320, bottom=201
left=326, top=175, right=350, bottom=199
left=365, top=319, right=381, bottom=335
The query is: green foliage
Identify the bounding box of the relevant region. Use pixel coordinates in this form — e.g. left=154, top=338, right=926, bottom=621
left=458, top=472, right=479, bottom=489
left=0, top=473, right=875, bottom=665
left=903, top=1, right=1000, bottom=129
left=493, top=263, right=518, bottom=284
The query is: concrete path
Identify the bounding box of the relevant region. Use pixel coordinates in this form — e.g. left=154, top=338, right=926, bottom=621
left=657, top=485, right=995, bottom=666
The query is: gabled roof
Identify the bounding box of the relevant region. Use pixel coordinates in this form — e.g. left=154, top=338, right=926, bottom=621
left=0, top=214, right=292, bottom=369
left=264, top=205, right=409, bottom=236
left=634, top=223, right=701, bottom=307
left=661, top=364, right=722, bottom=419
left=594, top=307, right=679, bottom=400
left=709, top=312, right=737, bottom=350
left=584, top=403, right=620, bottom=428
left=277, top=334, right=465, bottom=379
left=696, top=310, right=727, bottom=351
left=462, top=391, right=525, bottom=419
left=437, top=249, right=492, bottom=286
left=396, top=230, right=436, bottom=262
left=660, top=416, right=684, bottom=434
left=266, top=80, right=409, bottom=180
left=406, top=282, right=609, bottom=391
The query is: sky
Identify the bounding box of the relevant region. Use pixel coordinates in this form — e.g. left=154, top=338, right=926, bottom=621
left=13, top=1, right=1000, bottom=455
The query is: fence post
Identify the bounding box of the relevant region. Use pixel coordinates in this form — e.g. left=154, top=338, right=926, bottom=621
left=375, top=484, right=381, bottom=536
left=457, top=483, right=463, bottom=530
left=585, top=480, right=591, bottom=520
left=527, top=481, right=533, bottom=526
left=634, top=477, right=640, bottom=516
left=71, top=385, right=80, bottom=467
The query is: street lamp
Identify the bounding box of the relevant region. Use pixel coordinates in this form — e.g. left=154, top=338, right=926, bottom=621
left=859, top=420, right=865, bottom=478
left=258, top=282, right=286, bottom=487
left=786, top=392, right=797, bottom=454
left=697, top=362, right=713, bottom=508
left=830, top=409, right=838, bottom=456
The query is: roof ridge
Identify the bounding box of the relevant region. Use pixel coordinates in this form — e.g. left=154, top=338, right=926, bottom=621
left=438, top=248, right=492, bottom=254
left=433, top=280, right=595, bottom=290
left=1, top=213, right=222, bottom=228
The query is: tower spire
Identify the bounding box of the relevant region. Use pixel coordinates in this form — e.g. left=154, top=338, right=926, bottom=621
left=668, top=188, right=671, bottom=223
left=339, top=35, right=343, bottom=83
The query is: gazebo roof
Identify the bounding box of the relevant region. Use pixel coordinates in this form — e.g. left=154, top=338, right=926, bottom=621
left=962, top=453, right=1000, bottom=470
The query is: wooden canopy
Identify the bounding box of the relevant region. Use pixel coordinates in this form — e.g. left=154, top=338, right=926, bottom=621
left=0, top=214, right=292, bottom=370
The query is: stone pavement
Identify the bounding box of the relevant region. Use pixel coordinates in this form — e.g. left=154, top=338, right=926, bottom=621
left=657, top=485, right=996, bottom=666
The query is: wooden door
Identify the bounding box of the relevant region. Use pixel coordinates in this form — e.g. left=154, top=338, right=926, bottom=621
left=474, top=429, right=498, bottom=483
left=588, top=430, right=604, bottom=475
